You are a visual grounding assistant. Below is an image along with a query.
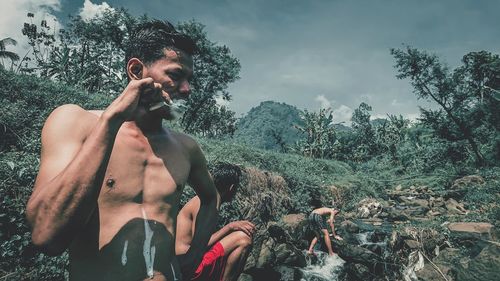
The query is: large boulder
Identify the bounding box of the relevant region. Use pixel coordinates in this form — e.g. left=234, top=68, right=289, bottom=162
left=445, top=199, right=467, bottom=215
left=250, top=223, right=307, bottom=271
left=450, top=175, right=485, bottom=189
left=357, top=198, right=383, bottom=218
left=455, top=243, right=500, bottom=281
left=279, top=214, right=308, bottom=243
left=331, top=239, right=382, bottom=267
left=388, top=227, right=446, bottom=258
left=340, top=220, right=360, bottom=233
left=448, top=222, right=495, bottom=241
left=344, top=263, right=371, bottom=281
left=274, top=243, right=306, bottom=267
left=386, top=207, right=410, bottom=222
left=237, top=273, right=253, bottom=281
left=256, top=239, right=276, bottom=268
left=415, top=247, right=459, bottom=281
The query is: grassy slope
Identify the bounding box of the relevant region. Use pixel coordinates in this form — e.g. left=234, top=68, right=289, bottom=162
left=1, top=69, right=498, bottom=280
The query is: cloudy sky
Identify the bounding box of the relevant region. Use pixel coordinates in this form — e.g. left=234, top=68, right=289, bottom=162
left=2, top=0, right=499, bottom=123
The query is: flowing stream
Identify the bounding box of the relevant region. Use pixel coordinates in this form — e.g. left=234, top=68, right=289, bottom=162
left=300, top=251, right=345, bottom=281
left=299, top=227, right=392, bottom=281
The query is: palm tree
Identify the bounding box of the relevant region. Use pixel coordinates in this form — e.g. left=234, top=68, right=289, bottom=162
left=0, top=37, right=20, bottom=69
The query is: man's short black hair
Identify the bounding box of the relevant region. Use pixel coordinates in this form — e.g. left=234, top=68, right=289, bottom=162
left=124, top=19, right=197, bottom=68
left=208, top=162, right=242, bottom=199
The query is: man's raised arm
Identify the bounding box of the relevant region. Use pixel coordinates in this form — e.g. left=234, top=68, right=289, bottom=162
left=25, top=104, right=122, bottom=255
left=26, top=78, right=155, bottom=255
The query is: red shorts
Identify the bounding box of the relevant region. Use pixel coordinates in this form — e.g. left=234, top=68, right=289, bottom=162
left=191, top=242, right=227, bottom=281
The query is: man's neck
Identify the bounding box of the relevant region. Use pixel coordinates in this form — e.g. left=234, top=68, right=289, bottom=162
left=134, top=114, right=165, bottom=134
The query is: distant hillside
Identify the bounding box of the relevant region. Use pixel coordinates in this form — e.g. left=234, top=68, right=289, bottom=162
left=233, top=101, right=305, bottom=151
left=371, top=118, right=389, bottom=127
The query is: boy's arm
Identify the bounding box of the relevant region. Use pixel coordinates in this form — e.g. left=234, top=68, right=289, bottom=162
left=207, top=220, right=255, bottom=247
left=327, top=208, right=335, bottom=223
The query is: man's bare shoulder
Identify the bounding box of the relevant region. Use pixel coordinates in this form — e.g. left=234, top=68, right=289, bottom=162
left=168, top=131, right=205, bottom=159
left=46, top=104, right=98, bottom=124
left=42, top=104, right=99, bottom=139
left=170, top=131, right=198, bottom=148
left=313, top=207, right=334, bottom=215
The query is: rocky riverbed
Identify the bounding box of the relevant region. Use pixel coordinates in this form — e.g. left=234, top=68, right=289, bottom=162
left=235, top=175, right=500, bottom=281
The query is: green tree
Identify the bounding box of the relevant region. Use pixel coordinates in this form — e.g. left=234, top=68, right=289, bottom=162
left=350, top=102, right=377, bottom=161
left=391, top=47, right=500, bottom=165
left=21, top=10, right=240, bottom=137
left=177, top=21, right=241, bottom=136
left=0, top=37, right=19, bottom=69
left=374, top=114, right=410, bottom=161
left=294, top=108, right=337, bottom=159
left=22, top=9, right=134, bottom=92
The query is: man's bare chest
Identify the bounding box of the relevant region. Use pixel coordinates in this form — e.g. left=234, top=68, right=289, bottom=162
left=98, top=129, right=191, bottom=205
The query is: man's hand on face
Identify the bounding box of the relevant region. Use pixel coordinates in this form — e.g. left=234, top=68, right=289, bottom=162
left=227, top=221, right=255, bottom=237
left=105, top=78, right=165, bottom=122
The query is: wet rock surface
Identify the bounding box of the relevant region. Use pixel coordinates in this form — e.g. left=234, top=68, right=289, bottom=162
left=236, top=175, right=498, bottom=281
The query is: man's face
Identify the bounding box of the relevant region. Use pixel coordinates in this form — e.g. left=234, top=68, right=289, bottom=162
left=142, top=49, right=194, bottom=120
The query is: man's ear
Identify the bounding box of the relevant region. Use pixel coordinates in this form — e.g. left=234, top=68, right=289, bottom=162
left=127, top=58, right=145, bottom=80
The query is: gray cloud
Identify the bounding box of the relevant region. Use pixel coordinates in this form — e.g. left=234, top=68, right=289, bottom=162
left=5, top=0, right=500, bottom=121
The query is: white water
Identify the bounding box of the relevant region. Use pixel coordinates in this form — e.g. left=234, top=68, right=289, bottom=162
left=300, top=251, right=345, bottom=281
left=355, top=232, right=386, bottom=247
left=141, top=208, right=156, bottom=279
left=356, top=232, right=371, bottom=244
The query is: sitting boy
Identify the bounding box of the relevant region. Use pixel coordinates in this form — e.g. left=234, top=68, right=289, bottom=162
left=176, top=162, right=255, bottom=281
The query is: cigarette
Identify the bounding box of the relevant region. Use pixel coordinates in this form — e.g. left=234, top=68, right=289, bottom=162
left=148, top=101, right=168, bottom=111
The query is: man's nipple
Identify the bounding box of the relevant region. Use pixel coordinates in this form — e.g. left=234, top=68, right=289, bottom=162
left=106, top=178, right=115, bottom=188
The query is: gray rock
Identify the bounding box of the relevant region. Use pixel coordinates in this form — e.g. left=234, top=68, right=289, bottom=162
left=357, top=198, right=383, bottom=218
left=455, top=244, right=500, bottom=281
left=345, top=263, right=371, bottom=281
left=237, top=273, right=253, bottom=281
left=256, top=240, right=276, bottom=268
left=415, top=248, right=458, bottom=281
left=404, top=239, right=420, bottom=250
left=280, top=214, right=308, bottom=242
left=445, top=199, right=467, bottom=215
left=274, top=266, right=303, bottom=281
left=274, top=243, right=306, bottom=267
left=340, top=220, right=360, bottom=233
left=448, top=222, right=495, bottom=240
left=451, top=175, right=485, bottom=189
left=332, top=239, right=382, bottom=267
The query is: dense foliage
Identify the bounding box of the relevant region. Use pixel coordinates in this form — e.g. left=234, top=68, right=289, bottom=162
left=391, top=48, right=500, bottom=166
left=19, top=9, right=240, bottom=137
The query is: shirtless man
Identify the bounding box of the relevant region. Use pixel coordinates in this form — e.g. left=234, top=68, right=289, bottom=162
left=26, top=20, right=218, bottom=281
left=176, top=162, right=254, bottom=281
left=307, top=207, right=342, bottom=256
